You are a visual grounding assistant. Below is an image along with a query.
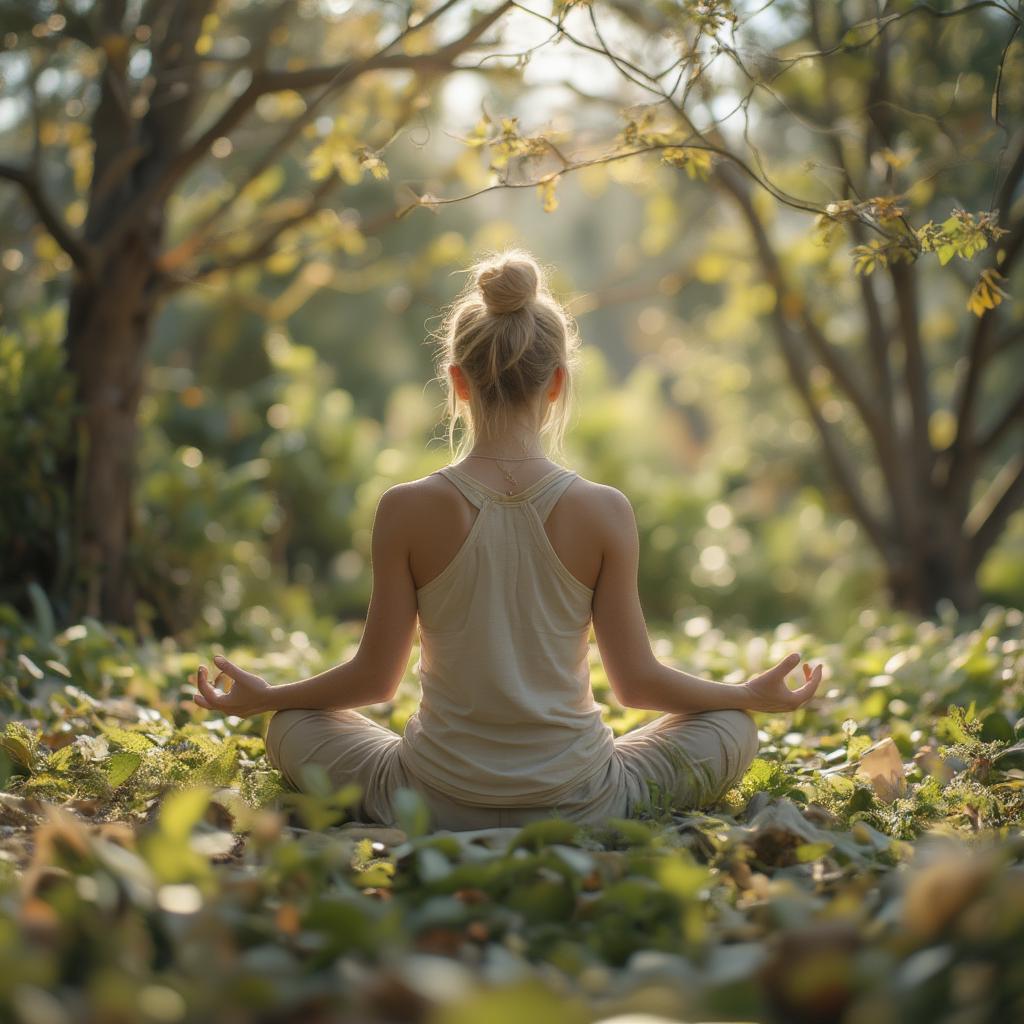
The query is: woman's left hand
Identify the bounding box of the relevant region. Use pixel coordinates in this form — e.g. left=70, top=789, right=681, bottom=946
left=189, top=655, right=274, bottom=719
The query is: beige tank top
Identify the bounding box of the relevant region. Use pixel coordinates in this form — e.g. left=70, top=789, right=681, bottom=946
left=397, top=461, right=617, bottom=806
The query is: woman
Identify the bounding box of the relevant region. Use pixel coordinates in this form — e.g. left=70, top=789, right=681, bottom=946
left=190, top=248, right=823, bottom=831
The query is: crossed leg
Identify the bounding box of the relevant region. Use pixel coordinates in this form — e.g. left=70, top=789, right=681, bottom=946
left=615, top=708, right=760, bottom=817
left=263, top=705, right=760, bottom=828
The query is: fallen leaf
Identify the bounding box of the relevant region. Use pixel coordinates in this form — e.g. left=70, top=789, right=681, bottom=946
left=855, top=737, right=907, bottom=802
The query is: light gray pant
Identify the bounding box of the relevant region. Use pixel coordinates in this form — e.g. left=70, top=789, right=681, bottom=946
left=263, top=706, right=759, bottom=831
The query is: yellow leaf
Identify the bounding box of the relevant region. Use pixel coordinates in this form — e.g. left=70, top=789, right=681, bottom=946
left=265, top=248, right=300, bottom=276
left=307, top=144, right=335, bottom=182
left=537, top=174, right=560, bottom=213
left=967, top=268, right=1008, bottom=317
left=359, top=149, right=389, bottom=181
left=334, top=149, right=364, bottom=186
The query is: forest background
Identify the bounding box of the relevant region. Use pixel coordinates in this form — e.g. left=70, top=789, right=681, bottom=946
left=2, top=0, right=1021, bottom=653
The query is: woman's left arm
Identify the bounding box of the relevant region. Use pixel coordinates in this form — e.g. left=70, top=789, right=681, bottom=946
left=191, top=486, right=418, bottom=717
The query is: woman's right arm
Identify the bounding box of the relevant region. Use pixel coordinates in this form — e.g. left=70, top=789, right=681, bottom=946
left=590, top=487, right=822, bottom=714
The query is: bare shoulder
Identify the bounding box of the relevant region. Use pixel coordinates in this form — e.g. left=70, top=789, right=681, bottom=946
left=381, top=472, right=462, bottom=527
left=379, top=473, right=447, bottom=511
left=401, top=469, right=464, bottom=504
left=568, top=475, right=634, bottom=531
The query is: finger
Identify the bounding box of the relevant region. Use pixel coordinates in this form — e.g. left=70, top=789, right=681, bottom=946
left=192, top=666, right=207, bottom=696
left=198, top=671, right=223, bottom=706
left=772, top=653, right=801, bottom=682
left=213, top=654, right=253, bottom=683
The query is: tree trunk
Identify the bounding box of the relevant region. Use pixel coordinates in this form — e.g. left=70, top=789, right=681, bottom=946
left=885, top=540, right=981, bottom=617
left=64, top=216, right=163, bottom=623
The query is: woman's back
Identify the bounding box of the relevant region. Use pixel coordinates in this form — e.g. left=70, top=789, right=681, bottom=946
left=397, top=460, right=617, bottom=806
left=235, top=247, right=782, bottom=831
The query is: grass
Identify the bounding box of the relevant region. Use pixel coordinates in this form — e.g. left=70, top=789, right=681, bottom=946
left=1, top=601, right=1023, bottom=1023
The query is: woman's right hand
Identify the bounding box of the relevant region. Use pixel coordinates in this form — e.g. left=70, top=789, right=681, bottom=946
left=742, top=653, right=823, bottom=712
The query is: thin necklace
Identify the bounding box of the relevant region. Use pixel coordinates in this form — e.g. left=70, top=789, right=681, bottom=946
left=465, top=438, right=547, bottom=495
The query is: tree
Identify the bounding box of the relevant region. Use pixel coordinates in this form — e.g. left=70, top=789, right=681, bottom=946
left=0, top=0, right=511, bottom=623
left=410, top=0, right=1023, bottom=616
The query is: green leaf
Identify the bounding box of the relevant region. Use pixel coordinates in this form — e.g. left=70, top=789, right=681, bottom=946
left=504, top=876, right=575, bottom=924
left=509, top=817, right=580, bottom=851
left=97, top=722, right=156, bottom=753
left=415, top=846, right=452, bottom=883
left=106, top=751, right=143, bottom=788
left=796, top=841, right=833, bottom=862
left=436, top=980, right=590, bottom=1024
left=199, top=743, right=238, bottom=787
left=392, top=786, right=431, bottom=838
left=46, top=744, right=76, bottom=771
left=656, top=851, right=711, bottom=897
left=0, top=724, right=37, bottom=769
left=993, top=743, right=1024, bottom=771
left=847, top=734, right=873, bottom=761
left=600, top=817, right=659, bottom=846
left=160, top=786, right=213, bottom=841
left=979, top=711, right=1015, bottom=743
left=740, top=756, right=784, bottom=793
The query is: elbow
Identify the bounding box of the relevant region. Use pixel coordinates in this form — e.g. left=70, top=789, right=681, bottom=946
left=351, top=649, right=403, bottom=706
left=375, top=671, right=405, bottom=705
left=615, top=688, right=653, bottom=711
left=368, top=681, right=399, bottom=706
left=611, top=656, right=660, bottom=710
left=608, top=681, right=645, bottom=711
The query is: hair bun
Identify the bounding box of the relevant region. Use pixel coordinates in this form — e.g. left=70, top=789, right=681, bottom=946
left=476, top=257, right=539, bottom=315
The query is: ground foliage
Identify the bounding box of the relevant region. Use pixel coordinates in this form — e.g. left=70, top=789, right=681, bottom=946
left=1, top=601, right=1024, bottom=1023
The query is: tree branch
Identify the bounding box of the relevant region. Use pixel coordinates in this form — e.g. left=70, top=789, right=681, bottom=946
left=991, top=322, right=1024, bottom=360
left=712, top=163, right=890, bottom=559
left=156, top=187, right=403, bottom=299
left=977, top=388, right=1024, bottom=454
left=944, top=214, right=1024, bottom=496
left=967, top=455, right=1024, bottom=570
left=157, top=177, right=347, bottom=293
left=160, top=0, right=471, bottom=270
left=100, top=1, right=512, bottom=261
left=174, top=0, right=512, bottom=186
left=774, top=305, right=892, bottom=562
left=0, top=163, right=95, bottom=276
left=808, top=1, right=897, bottom=427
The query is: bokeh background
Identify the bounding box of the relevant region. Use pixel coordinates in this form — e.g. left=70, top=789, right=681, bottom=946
left=2, top=8, right=1024, bottom=1022
left=2, top=0, right=1022, bottom=649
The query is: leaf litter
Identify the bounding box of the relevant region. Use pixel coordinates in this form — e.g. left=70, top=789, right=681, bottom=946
left=1, top=605, right=1023, bottom=1021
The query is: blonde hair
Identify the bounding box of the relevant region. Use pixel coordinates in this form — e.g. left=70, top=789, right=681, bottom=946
left=430, top=247, right=581, bottom=462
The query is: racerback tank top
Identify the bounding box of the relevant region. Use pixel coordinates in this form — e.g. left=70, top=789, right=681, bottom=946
left=397, top=461, right=617, bottom=806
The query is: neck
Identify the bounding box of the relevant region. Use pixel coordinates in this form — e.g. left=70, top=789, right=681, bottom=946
left=467, top=431, right=546, bottom=460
